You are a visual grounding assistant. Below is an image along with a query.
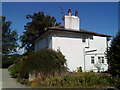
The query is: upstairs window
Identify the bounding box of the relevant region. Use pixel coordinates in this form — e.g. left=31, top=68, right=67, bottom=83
left=90, top=36, right=93, bottom=40
left=82, top=38, right=86, bottom=42
left=91, top=56, right=94, bottom=64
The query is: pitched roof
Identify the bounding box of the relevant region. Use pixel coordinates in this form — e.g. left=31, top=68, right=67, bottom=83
left=47, top=26, right=112, bottom=37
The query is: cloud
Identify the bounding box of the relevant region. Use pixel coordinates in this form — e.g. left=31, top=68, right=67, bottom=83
left=16, top=48, right=25, bottom=55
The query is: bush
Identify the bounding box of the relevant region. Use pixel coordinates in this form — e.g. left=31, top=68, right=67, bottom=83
left=8, top=49, right=67, bottom=85
left=2, top=54, right=22, bottom=68
left=8, top=64, right=21, bottom=78
left=17, top=78, right=28, bottom=84
left=33, top=72, right=119, bottom=88
left=8, top=56, right=29, bottom=78
left=76, top=66, right=82, bottom=72
left=21, top=49, right=67, bottom=76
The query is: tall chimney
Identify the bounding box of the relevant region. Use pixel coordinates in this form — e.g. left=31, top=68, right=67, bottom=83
left=68, top=9, right=71, bottom=16
left=64, top=9, right=80, bottom=30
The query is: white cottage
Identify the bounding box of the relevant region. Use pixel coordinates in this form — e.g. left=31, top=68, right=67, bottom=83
left=34, top=10, right=111, bottom=72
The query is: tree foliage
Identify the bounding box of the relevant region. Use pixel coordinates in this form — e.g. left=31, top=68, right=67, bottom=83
left=106, top=30, right=120, bottom=77
left=20, top=12, right=61, bottom=52
left=2, top=16, right=18, bottom=55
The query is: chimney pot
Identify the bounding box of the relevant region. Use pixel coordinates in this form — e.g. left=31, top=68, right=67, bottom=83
left=75, top=10, right=78, bottom=16
left=68, top=9, right=71, bottom=16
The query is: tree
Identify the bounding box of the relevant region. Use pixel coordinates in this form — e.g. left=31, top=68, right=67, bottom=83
left=106, top=30, right=120, bottom=77
left=20, top=12, right=61, bottom=52
left=2, top=16, right=18, bottom=55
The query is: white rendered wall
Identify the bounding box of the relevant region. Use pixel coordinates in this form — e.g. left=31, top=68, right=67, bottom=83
left=52, top=32, right=86, bottom=71
left=64, top=15, right=80, bottom=30
left=52, top=32, right=108, bottom=72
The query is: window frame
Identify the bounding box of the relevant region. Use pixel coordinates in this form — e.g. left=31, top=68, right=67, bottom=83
left=98, top=56, right=104, bottom=64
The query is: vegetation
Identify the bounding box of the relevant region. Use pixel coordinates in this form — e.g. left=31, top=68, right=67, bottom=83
left=20, top=12, right=61, bottom=52
left=8, top=49, right=67, bottom=79
left=2, top=54, right=22, bottom=68
left=8, top=56, right=28, bottom=78
left=76, top=66, right=82, bottom=72
left=106, top=30, right=120, bottom=77
left=8, top=49, right=120, bottom=88
left=2, top=16, right=18, bottom=55
left=30, top=72, right=120, bottom=88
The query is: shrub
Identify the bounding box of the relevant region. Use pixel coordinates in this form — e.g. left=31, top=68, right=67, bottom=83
left=76, top=66, right=82, bottom=72
left=98, top=74, right=112, bottom=86
left=2, top=54, right=22, bottom=68
left=17, top=78, right=28, bottom=84
left=8, top=64, right=21, bottom=78
left=36, top=72, right=119, bottom=88
left=80, top=72, right=98, bottom=85
left=21, top=49, right=67, bottom=77
left=8, top=56, right=29, bottom=79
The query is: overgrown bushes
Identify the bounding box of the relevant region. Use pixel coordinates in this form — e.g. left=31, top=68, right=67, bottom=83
left=8, top=56, right=29, bottom=78
left=9, top=49, right=67, bottom=79
left=31, top=72, right=120, bottom=88
left=21, top=49, right=67, bottom=76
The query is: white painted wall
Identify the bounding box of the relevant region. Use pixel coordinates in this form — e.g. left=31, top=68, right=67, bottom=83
left=52, top=33, right=84, bottom=71
left=52, top=32, right=108, bottom=72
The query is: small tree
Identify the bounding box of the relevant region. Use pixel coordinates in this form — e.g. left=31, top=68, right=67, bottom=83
left=106, top=30, right=120, bottom=77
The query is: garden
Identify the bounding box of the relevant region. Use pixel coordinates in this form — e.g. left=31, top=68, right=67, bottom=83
left=8, top=49, right=120, bottom=88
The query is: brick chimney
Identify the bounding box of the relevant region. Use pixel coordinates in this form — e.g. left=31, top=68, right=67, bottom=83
left=64, top=9, right=80, bottom=30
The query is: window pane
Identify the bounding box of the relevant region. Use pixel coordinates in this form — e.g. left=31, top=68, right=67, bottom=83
left=98, top=57, right=101, bottom=63
left=91, top=56, right=94, bottom=64
left=82, top=38, right=86, bottom=42
left=102, top=57, right=104, bottom=63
